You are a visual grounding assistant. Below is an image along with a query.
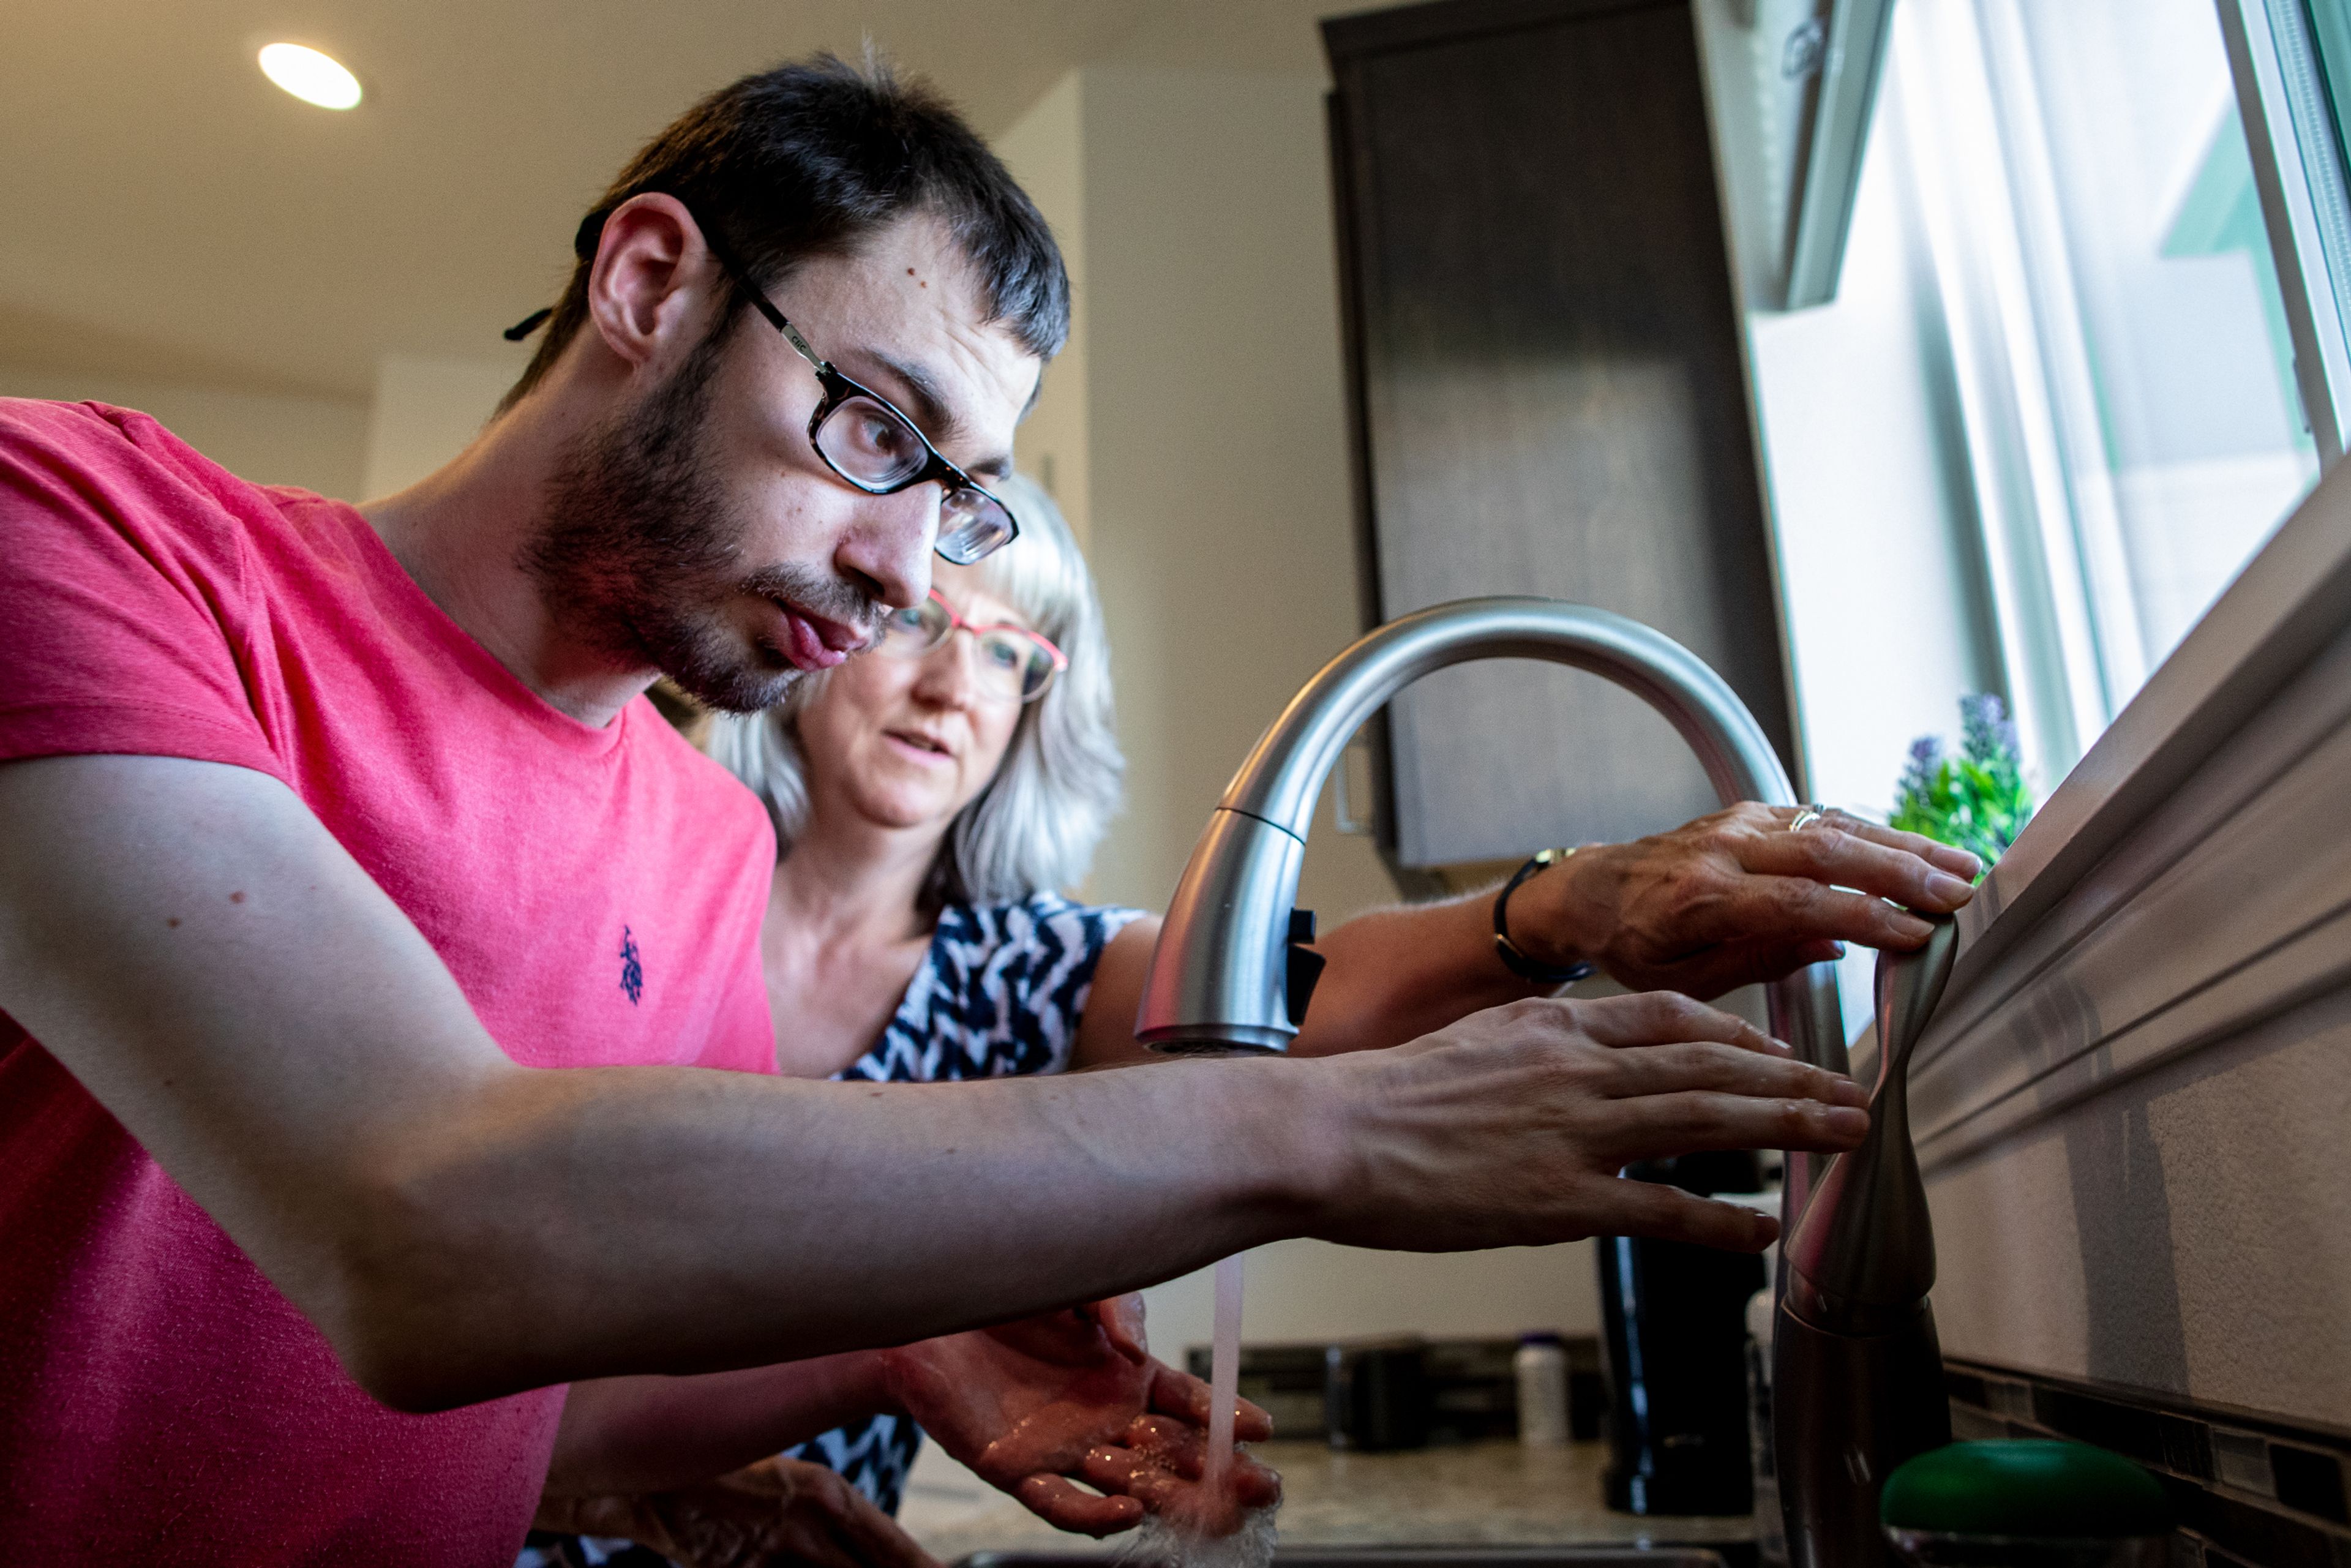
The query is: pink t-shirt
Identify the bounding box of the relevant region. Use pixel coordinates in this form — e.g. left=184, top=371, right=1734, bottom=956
left=0, top=401, right=778, bottom=1564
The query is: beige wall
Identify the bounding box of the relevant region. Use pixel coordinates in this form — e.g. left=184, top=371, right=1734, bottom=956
left=1022, top=63, right=1401, bottom=925
left=0, top=367, right=367, bottom=498
left=996, top=75, right=1093, bottom=545
left=1000, top=64, right=1605, bottom=1362
left=0, top=347, right=520, bottom=506
left=361, top=353, right=525, bottom=500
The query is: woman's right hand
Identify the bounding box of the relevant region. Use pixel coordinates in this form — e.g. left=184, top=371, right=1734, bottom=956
left=881, top=1294, right=1279, bottom=1537
left=1298, top=990, right=1869, bottom=1252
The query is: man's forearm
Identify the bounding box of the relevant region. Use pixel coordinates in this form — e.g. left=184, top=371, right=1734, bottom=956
left=353, top=1056, right=1333, bottom=1412
left=549, top=1352, right=894, bottom=1496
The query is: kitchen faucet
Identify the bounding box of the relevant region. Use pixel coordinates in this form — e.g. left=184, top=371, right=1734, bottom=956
left=1136, top=596, right=1946, bottom=1562
left=1774, top=917, right=1957, bottom=1568
left=1133, top=597, right=1843, bottom=1075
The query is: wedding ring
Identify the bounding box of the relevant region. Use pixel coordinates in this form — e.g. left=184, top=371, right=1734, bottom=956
left=1789, top=805, right=1828, bottom=831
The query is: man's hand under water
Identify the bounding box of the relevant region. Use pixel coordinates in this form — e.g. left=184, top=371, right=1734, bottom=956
left=883, top=1294, right=1280, bottom=1537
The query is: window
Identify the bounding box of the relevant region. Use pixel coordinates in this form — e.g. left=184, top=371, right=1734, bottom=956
left=1892, top=0, right=2320, bottom=781
left=1722, top=0, right=2351, bottom=1040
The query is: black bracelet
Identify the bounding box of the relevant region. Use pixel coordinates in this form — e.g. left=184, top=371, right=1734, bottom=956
left=1493, top=847, right=1597, bottom=986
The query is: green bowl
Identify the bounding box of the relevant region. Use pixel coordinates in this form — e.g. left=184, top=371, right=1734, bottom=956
left=1880, top=1440, right=2172, bottom=1568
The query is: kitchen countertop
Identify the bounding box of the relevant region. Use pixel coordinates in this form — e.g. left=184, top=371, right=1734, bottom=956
left=899, top=1439, right=1758, bottom=1561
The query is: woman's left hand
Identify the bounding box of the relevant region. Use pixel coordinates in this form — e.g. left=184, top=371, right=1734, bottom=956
left=1513, top=803, right=1982, bottom=998
left=882, top=1294, right=1281, bottom=1536
left=533, top=1454, right=942, bottom=1568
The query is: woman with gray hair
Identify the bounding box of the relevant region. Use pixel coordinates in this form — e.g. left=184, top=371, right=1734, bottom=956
left=684, top=476, right=1201, bottom=1532
left=718, top=473, right=1124, bottom=931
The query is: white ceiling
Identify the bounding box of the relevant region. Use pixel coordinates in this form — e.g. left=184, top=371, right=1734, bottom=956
left=0, top=0, right=1349, bottom=400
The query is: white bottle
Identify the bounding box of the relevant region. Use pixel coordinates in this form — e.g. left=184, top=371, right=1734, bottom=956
left=1514, top=1331, right=1571, bottom=1447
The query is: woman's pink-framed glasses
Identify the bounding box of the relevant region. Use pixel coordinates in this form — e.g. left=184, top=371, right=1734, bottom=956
left=873, top=589, right=1068, bottom=704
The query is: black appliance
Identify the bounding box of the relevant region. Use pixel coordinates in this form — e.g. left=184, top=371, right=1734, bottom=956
left=1597, top=1150, right=1768, bottom=1515
left=1422, top=1337, right=1518, bottom=1444
left=1324, top=1337, right=1429, bottom=1450
left=1182, top=1342, right=1329, bottom=1441
left=1186, top=1333, right=1604, bottom=1449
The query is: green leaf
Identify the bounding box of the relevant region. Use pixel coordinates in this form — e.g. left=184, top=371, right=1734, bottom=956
left=1888, top=694, right=2040, bottom=869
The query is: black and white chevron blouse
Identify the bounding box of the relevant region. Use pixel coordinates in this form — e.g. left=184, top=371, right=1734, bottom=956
left=787, top=893, right=1146, bottom=1515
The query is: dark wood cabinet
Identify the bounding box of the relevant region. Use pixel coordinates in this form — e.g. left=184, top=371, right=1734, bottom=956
left=1325, top=0, right=1803, bottom=868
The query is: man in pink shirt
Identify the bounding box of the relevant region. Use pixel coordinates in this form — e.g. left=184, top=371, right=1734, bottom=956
left=0, top=54, right=1974, bottom=1567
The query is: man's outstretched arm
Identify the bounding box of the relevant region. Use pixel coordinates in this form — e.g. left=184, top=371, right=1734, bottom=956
left=0, top=753, right=1869, bottom=1414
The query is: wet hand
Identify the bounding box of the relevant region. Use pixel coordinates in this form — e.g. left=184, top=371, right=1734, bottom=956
left=1518, top=803, right=1979, bottom=997
left=880, top=1296, right=1275, bottom=1537
left=1077, top=1411, right=1283, bottom=1539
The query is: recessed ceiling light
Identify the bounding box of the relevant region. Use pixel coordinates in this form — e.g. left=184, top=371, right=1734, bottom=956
left=258, top=42, right=362, bottom=110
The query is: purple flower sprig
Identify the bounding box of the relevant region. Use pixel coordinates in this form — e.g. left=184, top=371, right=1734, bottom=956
left=1890, top=694, right=2034, bottom=872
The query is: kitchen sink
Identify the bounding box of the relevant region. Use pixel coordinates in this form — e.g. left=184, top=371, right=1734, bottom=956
left=959, top=1549, right=1731, bottom=1568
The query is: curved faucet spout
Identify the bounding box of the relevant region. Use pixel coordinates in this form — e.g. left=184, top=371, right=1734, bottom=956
left=1135, top=597, right=1845, bottom=1090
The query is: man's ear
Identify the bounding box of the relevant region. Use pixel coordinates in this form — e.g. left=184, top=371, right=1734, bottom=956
left=583, top=193, right=719, bottom=372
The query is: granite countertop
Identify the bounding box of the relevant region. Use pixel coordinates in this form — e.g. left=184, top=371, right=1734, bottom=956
left=898, top=1439, right=1758, bottom=1561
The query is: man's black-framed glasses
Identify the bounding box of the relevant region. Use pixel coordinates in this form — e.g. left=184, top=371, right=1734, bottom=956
left=693, top=214, right=1019, bottom=566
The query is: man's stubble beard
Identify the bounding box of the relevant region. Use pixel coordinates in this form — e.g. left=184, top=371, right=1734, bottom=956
left=526, top=324, right=880, bottom=715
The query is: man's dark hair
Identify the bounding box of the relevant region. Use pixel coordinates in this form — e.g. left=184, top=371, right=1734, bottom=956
left=501, top=53, right=1067, bottom=411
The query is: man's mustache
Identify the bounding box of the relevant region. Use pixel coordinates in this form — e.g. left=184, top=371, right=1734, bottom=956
left=741, top=565, right=884, bottom=648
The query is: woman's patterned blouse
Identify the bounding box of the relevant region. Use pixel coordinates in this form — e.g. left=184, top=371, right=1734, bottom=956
left=787, top=893, right=1147, bottom=1512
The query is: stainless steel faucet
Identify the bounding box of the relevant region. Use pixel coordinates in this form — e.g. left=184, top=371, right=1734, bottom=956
left=1137, top=595, right=1953, bottom=1563
left=1133, top=594, right=1848, bottom=1202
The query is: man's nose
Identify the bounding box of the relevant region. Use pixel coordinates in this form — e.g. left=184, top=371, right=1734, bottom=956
left=839, top=486, right=937, bottom=611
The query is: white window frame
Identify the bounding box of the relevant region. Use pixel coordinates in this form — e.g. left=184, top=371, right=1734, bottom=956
left=1888, top=0, right=2120, bottom=785
left=2219, top=0, right=2351, bottom=470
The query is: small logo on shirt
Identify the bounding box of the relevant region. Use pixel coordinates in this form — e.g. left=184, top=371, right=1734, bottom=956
left=618, top=926, right=644, bottom=1006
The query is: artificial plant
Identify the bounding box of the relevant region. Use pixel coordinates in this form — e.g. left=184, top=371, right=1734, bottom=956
left=1889, top=693, right=2036, bottom=872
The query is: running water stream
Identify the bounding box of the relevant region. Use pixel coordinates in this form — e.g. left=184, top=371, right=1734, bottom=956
left=1204, top=1252, right=1245, bottom=1496
left=1118, top=1250, right=1276, bottom=1568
